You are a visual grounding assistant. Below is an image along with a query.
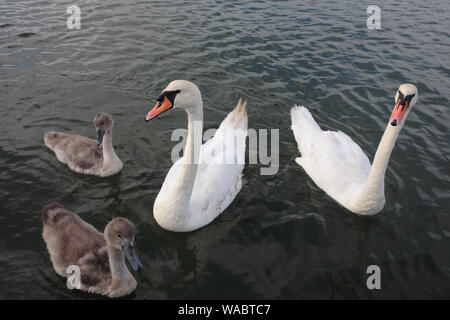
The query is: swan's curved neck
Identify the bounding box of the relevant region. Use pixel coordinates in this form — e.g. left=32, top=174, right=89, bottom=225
left=175, top=102, right=204, bottom=203
left=355, top=123, right=401, bottom=207
left=102, top=130, right=119, bottom=165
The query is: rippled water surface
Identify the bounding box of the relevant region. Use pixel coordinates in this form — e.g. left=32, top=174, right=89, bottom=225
left=1, top=0, right=449, bottom=299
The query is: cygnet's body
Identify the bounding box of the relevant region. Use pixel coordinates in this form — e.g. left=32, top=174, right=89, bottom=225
left=44, top=112, right=123, bottom=177
left=42, top=202, right=142, bottom=298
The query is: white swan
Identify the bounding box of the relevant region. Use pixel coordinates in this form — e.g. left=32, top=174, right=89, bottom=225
left=145, top=80, right=248, bottom=232
left=290, top=84, right=419, bottom=215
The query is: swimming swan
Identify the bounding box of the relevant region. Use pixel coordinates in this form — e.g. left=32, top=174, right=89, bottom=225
left=145, top=80, right=248, bottom=232
left=290, top=84, right=419, bottom=215
left=44, top=112, right=123, bottom=177
left=42, top=202, right=143, bottom=298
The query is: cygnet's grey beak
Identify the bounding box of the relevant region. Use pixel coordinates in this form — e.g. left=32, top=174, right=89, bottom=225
left=124, top=243, right=143, bottom=271
left=97, top=129, right=105, bottom=146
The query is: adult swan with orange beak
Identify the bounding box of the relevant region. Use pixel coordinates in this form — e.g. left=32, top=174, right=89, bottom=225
left=290, top=84, right=419, bottom=215
left=145, top=80, right=248, bottom=232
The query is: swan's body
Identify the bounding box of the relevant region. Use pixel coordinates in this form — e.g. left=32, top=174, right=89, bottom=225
left=145, top=80, right=247, bottom=232
left=42, top=202, right=142, bottom=298
left=44, top=112, right=123, bottom=177
left=291, top=84, right=418, bottom=215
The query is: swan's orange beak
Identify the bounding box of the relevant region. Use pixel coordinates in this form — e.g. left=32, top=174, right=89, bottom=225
left=145, top=96, right=173, bottom=122
left=389, top=97, right=409, bottom=126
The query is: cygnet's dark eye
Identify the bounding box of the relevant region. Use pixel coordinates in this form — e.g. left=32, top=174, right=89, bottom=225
left=117, top=233, right=123, bottom=239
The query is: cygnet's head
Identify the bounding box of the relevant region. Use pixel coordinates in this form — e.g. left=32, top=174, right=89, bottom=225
left=94, top=112, right=114, bottom=146
left=104, top=217, right=143, bottom=271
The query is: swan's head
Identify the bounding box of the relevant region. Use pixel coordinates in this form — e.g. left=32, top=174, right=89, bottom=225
left=389, top=84, right=418, bottom=127
left=94, top=112, right=113, bottom=146
left=145, top=80, right=201, bottom=121
left=104, top=217, right=143, bottom=271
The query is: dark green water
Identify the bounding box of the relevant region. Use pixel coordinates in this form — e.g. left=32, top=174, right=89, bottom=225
left=0, top=0, right=449, bottom=299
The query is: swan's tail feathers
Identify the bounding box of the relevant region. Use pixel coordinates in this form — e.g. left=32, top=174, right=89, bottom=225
left=42, top=202, right=68, bottom=226
left=290, top=105, right=322, bottom=153
left=220, top=98, right=248, bottom=131
left=232, top=97, right=248, bottom=129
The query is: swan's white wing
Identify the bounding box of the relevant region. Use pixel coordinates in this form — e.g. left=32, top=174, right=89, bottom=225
left=291, top=106, right=371, bottom=206
left=154, top=99, right=248, bottom=231
left=188, top=100, right=248, bottom=228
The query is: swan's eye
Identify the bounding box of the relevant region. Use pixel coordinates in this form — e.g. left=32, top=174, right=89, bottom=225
left=396, top=91, right=405, bottom=110
left=401, top=94, right=415, bottom=111
left=157, top=90, right=181, bottom=105
left=118, top=233, right=123, bottom=239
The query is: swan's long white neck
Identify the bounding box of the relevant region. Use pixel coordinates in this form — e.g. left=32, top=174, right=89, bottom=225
left=173, top=100, right=204, bottom=205
left=352, top=123, right=401, bottom=211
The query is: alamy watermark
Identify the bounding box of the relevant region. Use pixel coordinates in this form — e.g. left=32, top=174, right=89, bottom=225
left=65, top=5, right=381, bottom=31
left=170, top=121, right=279, bottom=175
left=367, top=5, right=381, bottom=30
left=366, top=265, right=381, bottom=290
left=66, top=265, right=81, bottom=289
left=66, top=5, right=81, bottom=30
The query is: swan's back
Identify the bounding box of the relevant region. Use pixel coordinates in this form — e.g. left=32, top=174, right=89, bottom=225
left=44, top=132, right=103, bottom=174
left=190, top=99, right=248, bottom=226
left=42, top=202, right=106, bottom=276
left=290, top=106, right=371, bottom=206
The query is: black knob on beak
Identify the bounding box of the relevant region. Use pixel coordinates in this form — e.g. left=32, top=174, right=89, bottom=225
left=390, top=119, right=397, bottom=126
